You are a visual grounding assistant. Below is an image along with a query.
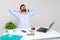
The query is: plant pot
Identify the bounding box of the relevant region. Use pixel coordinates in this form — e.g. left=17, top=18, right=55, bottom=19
left=8, top=30, right=13, bottom=34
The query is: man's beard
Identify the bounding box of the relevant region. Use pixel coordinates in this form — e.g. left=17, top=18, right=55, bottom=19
left=21, top=9, right=26, bottom=13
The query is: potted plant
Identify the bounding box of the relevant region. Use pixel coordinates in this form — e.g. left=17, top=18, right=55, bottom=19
left=5, top=21, right=16, bottom=34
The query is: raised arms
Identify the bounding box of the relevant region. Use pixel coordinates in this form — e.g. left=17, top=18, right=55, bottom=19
left=9, top=8, right=19, bottom=17
left=28, top=8, right=36, bottom=16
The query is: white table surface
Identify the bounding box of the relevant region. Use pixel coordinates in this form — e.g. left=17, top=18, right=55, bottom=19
left=3, top=28, right=60, bottom=40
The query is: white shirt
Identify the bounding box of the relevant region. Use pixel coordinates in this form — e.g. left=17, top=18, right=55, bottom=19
left=9, top=8, right=36, bottom=29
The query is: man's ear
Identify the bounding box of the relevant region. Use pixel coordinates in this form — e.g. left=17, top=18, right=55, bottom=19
left=28, top=9, right=29, bottom=12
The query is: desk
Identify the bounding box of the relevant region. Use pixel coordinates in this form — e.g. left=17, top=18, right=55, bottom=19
left=3, top=28, right=60, bottom=40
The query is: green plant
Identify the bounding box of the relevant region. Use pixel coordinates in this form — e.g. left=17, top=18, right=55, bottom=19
left=5, top=21, right=16, bottom=30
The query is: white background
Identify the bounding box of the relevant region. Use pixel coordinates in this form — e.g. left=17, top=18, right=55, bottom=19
left=0, top=0, right=60, bottom=33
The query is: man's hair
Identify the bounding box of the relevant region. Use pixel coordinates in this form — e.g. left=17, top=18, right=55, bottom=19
left=20, top=4, right=25, bottom=9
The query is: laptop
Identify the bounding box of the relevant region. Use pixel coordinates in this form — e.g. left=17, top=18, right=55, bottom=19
left=37, top=21, right=55, bottom=33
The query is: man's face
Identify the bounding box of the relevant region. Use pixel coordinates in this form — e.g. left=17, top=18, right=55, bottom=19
left=21, top=6, right=26, bottom=11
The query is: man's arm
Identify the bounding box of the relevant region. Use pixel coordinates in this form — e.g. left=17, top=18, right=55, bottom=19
left=28, top=8, right=36, bottom=16
left=9, top=8, right=19, bottom=17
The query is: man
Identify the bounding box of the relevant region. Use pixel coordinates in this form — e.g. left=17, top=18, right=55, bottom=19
left=9, top=4, right=36, bottom=29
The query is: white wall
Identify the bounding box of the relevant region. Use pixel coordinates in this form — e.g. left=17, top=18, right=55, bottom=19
left=0, top=0, right=60, bottom=32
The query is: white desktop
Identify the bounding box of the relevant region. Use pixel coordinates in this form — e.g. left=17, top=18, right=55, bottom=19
left=3, top=27, right=60, bottom=40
